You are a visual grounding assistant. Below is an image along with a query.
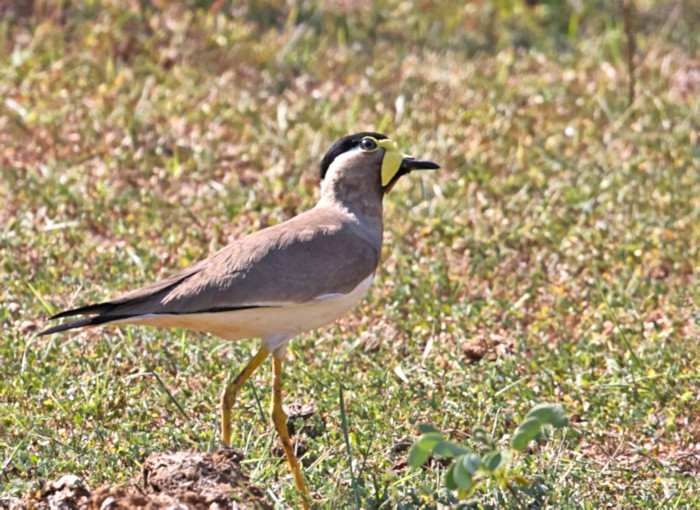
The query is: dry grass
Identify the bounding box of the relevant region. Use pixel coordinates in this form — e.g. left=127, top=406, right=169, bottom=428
left=2, top=0, right=699, bottom=508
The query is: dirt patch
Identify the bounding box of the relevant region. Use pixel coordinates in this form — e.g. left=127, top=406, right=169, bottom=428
left=579, top=427, right=700, bottom=480
left=461, top=333, right=514, bottom=362
left=7, top=449, right=271, bottom=510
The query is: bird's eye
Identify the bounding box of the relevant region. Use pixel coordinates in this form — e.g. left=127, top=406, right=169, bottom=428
left=359, top=138, right=377, bottom=151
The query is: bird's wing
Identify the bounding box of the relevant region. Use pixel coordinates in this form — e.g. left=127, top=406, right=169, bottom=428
left=39, top=206, right=380, bottom=336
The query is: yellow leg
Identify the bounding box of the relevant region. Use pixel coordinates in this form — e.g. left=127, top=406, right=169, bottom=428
left=220, top=347, right=270, bottom=446
left=271, top=355, right=309, bottom=509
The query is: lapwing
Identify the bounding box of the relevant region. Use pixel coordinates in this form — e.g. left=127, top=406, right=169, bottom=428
left=39, top=132, right=439, bottom=507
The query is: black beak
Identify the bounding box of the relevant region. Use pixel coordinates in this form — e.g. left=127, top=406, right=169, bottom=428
left=400, top=156, right=440, bottom=172
left=383, top=156, right=440, bottom=194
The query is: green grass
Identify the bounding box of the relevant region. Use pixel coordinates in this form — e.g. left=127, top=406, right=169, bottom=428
left=2, top=0, right=699, bottom=508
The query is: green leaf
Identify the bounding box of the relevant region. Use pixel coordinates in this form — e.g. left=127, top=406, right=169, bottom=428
left=408, top=432, right=444, bottom=467
left=407, top=444, right=430, bottom=468
left=406, top=444, right=430, bottom=467
left=471, top=426, right=490, bottom=445
left=432, top=440, right=470, bottom=458
left=453, top=456, right=474, bottom=490
left=511, top=416, right=543, bottom=451
left=417, top=424, right=440, bottom=434
left=462, top=453, right=481, bottom=475
left=416, top=432, right=444, bottom=451
left=525, top=403, right=568, bottom=428
left=444, top=463, right=457, bottom=490
left=483, top=450, right=504, bottom=472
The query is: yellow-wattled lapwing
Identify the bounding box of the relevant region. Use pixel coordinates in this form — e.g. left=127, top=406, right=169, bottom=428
left=39, top=132, right=439, bottom=507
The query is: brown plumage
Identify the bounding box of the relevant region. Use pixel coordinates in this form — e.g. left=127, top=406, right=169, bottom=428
left=39, top=146, right=390, bottom=339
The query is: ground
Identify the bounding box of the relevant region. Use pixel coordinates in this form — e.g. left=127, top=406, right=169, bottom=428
left=7, top=448, right=270, bottom=509
left=1, top=0, right=699, bottom=508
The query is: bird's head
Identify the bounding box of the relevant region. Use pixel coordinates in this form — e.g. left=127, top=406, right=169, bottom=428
left=319, top=133, right=439, bottom=201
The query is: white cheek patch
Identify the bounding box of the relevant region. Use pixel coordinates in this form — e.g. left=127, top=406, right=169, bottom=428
left=321, top=147, right=363, bottom=193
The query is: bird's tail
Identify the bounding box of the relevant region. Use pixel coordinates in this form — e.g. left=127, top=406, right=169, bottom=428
left=37, top=302, right=127, bottom=336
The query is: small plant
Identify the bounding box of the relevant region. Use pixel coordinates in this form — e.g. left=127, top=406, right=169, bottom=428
left=408, top=404, right=568, bottom=503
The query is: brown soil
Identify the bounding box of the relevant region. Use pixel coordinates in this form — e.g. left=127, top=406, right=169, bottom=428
left=7, top=449, right=271, bottom=510
left=461, top=333, right=514, bottom=362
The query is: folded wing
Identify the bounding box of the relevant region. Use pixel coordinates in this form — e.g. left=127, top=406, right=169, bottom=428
left=39, top=207, right=380, bottom=337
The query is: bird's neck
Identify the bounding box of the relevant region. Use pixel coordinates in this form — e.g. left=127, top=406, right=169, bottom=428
left=320, top=173, right=383, bottom=212
left=317, top=190, right=384, bottom=247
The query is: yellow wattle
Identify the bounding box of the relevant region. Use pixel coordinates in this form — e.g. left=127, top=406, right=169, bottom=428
left=377, top=139, right=402, bottom=187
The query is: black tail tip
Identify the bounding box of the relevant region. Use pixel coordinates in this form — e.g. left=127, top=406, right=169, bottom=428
left=37, top=317, right=97, bottom=336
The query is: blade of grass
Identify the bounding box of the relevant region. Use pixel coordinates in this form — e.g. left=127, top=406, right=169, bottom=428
left=356, top=420, right=377, bottom=483
left=1, top=427, right=33, bottom=477
left=27, top=281, right=54, bottom=316
left=128, top=328, right=190, bottom=423
left=593, top=272, right=642, bottom=370
left=249, top=379, right=266, bottom=423
left=339, top=383, right=360, bottom=510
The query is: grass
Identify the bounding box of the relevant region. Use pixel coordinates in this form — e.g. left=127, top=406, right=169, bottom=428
left=1, top=0, right=699, bottom=507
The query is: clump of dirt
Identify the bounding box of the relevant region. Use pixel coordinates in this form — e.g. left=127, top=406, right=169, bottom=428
left=461, top=333, right=514, bottom=362
left=9, top=448, right=271, bottom=510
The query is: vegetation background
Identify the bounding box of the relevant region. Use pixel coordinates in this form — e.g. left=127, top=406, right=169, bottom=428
left=1, top=0, right=698, bottom=507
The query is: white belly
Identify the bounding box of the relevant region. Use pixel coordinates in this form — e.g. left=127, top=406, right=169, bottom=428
left=117, top=273, right=374, bottom=342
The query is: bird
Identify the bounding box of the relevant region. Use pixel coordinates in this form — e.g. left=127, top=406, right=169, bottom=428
left=38, top=132, right=439, bottom=508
